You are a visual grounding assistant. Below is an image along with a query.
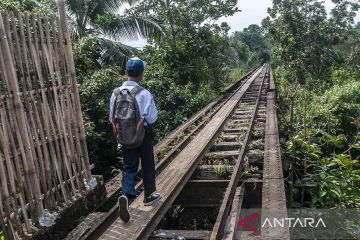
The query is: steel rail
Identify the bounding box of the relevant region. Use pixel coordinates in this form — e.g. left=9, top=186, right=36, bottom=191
left=210, top=64, right=269, bottom=240
left=105, top=66, right=259, bottom=199
left=154, top=66, right=259, bottom=151
left=91, top=66, right=266, bottom=240
left=214, top=65, right=289, bottom=240
left=81, top=66, right=261, bottom=240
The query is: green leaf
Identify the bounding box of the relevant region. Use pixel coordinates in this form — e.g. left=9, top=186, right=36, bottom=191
left=320, top=189, right=327, bottom=197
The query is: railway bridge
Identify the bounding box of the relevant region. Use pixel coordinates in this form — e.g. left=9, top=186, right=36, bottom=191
left=81, top=64, right=289, bottom=240
left=0, top=3, right=288, bottom=240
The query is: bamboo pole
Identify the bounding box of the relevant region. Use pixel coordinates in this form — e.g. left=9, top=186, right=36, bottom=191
left=25, top=13, right=70, bottom=204
left=0, top=125, right=26, bottom=236
left=39, top=16, right=77, bottom=195
left=2, top=163, right=94, bottom=224
left=19, top=12, right=58, bottom=208
left=7, top=13, right=41, bottom=220
left=58, top=0, right=92, bottom=180
left=0, top=11, right=44, bottom=218
left=2, top=13, right=16, bottom=67
left=0, top=48, right=35, bottom=219
left=1, top=111, right=31, bottom=232
left=0, top=176, right=15, bottom=240
left=0, top=8, right=94, bottom=237
left=48, top=16, right=82, bottom=190
left=9, top=12, right=49, bottom=204
left=55, top=16, right=85, bottom=189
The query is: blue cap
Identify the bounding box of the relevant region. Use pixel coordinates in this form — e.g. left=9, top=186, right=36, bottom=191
left=126, top=57, right=147, bottom=75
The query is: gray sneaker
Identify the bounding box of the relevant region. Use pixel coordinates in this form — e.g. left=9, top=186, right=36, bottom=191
left=118, top=195, right=130, bottom=222
left=144, top=192, right=161, bottom=206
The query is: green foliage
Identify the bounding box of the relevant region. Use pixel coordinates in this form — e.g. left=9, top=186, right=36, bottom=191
left=213, top=165, right=231, bottom=178
left=267, top=1, right=360, bottom=209
left=73, top=36, right=102, bottom=76
left=229, top=24, right=270, bottom=68
left=286, top=130, right=360, bottom=208
left=228, top=68, right=246, bottom=83
left=279, top=72, right=360, bottom=208
left=0, top=230, right=4, bottom=240
left=0, top=0, right=56, bottom=13
left=79, top=66, right=125, bottom=179
left=66, top=0, right=163, bottom=66
left=278, top=76, right=360, bottom=137
left=235, top=24, right=268, bottom=53
left=310, top=81, right=360, bottom=135
left=264, top=0, right=359, bottom=90
left=132, top=0, right=239, bottom=88
left=0, top=0, right=39, bottom=12
left=73, top=36, right=126, bottom=178
left=133, top=0, right=238, bottom=37
left=264, top=0, right=332, bottom=87
left=142, top=69, right=218, bottom=139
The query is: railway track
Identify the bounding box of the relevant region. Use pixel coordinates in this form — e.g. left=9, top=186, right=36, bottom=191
left=102, top=66, right=259, bottom=201
left=80, top=64, right=288, bottom=240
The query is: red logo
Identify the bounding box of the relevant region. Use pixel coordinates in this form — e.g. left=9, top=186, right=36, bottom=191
left=237, top=213, right=258, bottom=233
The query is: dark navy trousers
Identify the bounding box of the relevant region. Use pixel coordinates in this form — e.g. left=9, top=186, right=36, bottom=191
left=121, top=127, right=156, bottom=198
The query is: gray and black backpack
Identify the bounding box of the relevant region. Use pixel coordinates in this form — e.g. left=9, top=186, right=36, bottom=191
left=112, top=86, right=145, bottom=149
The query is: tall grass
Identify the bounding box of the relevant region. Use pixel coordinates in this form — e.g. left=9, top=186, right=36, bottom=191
left=222, top=68, right=246, bottom=87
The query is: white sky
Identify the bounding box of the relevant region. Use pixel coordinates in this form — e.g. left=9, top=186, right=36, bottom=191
left=123, top=0, right=360, bottom=48
left=220, top=0, right=360, bottom=33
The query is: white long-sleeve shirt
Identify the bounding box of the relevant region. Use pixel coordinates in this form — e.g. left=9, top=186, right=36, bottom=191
left=109, top=81, right=158, bottom=125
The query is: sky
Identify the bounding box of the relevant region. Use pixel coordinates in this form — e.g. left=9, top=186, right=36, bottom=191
left=122, top=0, right=360, bottom=48
left=220, top=0, right=360, bottom=33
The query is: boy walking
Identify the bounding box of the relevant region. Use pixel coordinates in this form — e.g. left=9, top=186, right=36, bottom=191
left=109, top=57, right=161, bottom=222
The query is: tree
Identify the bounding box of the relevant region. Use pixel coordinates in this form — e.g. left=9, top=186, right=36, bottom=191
left=0, top=0, right=56, bottom=13
left=265, top=0, right=360, bottom=209
left=129, top=0, right=239, bottom=87
left=64, top=0, right=163, bottom=65
left=132, top=0, right=238, bottom=50
left=230, top=24, right=270, bottom=67
left=263, top=0, right=359, bottom=89
left=0, top=0, right=164, bottom=66
left=237, top=24, right=266, bottom=52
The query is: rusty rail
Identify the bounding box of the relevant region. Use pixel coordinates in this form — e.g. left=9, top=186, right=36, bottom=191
left=80, top=64, right=288, bottom=240
left=80, top=66, right=260, bottom=240
left=210, top=64, right=269, bottom=239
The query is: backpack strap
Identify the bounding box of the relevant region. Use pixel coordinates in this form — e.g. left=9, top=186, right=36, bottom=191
left=129, top=86, right=144, bottom=96
left=113, top=87, right=121, bottom=97
left=112, top=87, right=121, bottom=123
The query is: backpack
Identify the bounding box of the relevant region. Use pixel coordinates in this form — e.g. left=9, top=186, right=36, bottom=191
left=112, top=85, right=145, bottom=149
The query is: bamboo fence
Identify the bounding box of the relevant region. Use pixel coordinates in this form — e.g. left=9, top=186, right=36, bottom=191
left=0, top=1, right=92, bottom=238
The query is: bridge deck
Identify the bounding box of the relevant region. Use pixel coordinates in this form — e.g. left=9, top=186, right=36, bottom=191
left=98, top=67, right=264, bottom=240
left=261, top=91, right=289, bottom=239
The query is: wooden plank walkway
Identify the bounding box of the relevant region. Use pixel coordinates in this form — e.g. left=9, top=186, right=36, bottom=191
left=261, top=90, right=290, bottom=239
left=98, top=67, right=264, bottom=240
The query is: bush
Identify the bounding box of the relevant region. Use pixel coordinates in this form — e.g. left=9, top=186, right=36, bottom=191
left=286, top=130, right=360, bottom=208
left=309, top=81, right=360, bottom=137
left=79, top=67, right=126, bottom=179
left=277, top=65, right=360, bottom=208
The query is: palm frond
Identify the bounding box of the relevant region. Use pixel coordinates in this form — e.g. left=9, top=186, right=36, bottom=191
left=65, top=0, right=88, bottom=23
left=67, top=17, right=81, bottom=38
left=99, top=38, right=139, bottom=66
left=97, top=14, right=164, bottom=41
left=88, top=0, right=137, bottom=17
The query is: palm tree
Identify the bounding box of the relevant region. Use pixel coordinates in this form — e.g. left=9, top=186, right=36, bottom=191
left=64, top=0, right=163, bottom=65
